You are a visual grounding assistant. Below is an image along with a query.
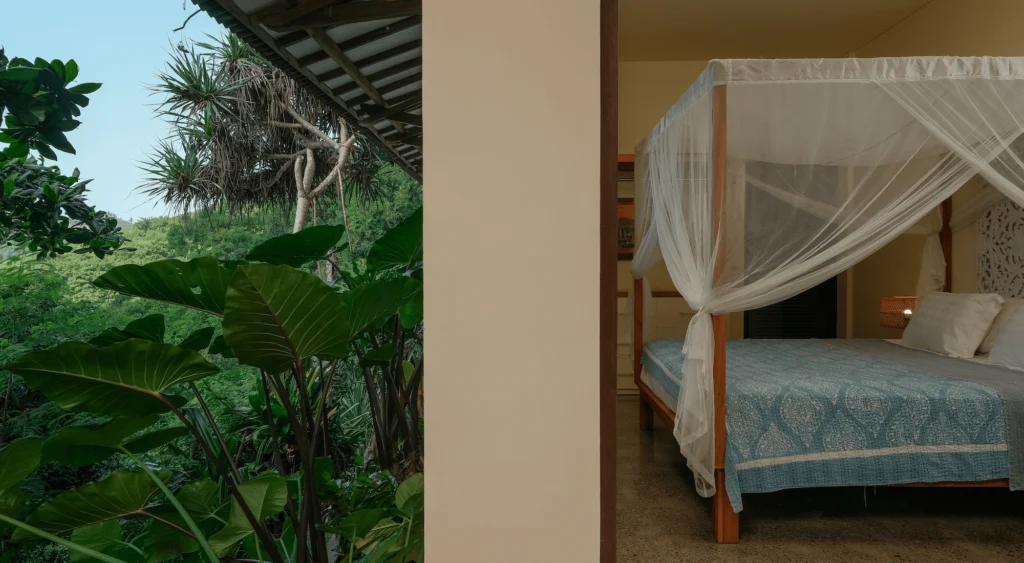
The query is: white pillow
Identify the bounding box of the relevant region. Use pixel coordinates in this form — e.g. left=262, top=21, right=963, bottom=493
left=901, top=292, right=1004, bottom=358
left=988, top=308, right=1024, bottom=370
left=978, top=298, right=1022, bottom=354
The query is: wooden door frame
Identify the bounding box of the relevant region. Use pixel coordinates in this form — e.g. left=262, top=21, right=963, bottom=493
left=599, top=0, right=618, bottom=561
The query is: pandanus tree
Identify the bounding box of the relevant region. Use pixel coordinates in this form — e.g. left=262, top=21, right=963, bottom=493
left=0, top=208, right=424, bottom=562
left=140, top=35, right=385, bottom=234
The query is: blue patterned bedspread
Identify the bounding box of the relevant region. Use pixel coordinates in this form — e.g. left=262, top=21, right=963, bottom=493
left=641, top=339, right=1010, bottom=512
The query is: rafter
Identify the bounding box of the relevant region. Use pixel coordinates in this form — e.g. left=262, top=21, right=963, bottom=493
left=309, top=28, right=387, bottom=107
left=202, top=0, right=422, bottom=180
left=296, top=16, right=420, bottom=67
left=359, top=95, right=422, bottom=125
left=347, top=73, right=421, bottom=106
left=387, top=112, right=421, bottom=127
left=260, top=0, right=422, bottom=32
left=275, top=29, right=312, bottom=49
left=252, top=0, right=339, bottom=24
left=314, top=39, right=421, bottom=84
left=384, top=126, right=422, bottom=144
left=399, top=136, right=422, bottom=148
left=333, top=58, right=420, bottom=96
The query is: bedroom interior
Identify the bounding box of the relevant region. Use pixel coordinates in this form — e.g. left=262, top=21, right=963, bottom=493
left=615, top=1, right=1024, bottom=559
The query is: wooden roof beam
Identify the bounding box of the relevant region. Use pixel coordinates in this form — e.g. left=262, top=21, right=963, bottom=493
left=384, top=127, right=423, bottom=144
left=296, top=16, right=421, bottom=67
left=309, top=28, right=388, bottom=107
left=359, top=95, right=422, bottom=125
left=347, top=73, right=421, bottom=106
left=388, top=112, right=422, bottom=127
left=252, top=0, right=340, bottom=24
left=314, top=39, right=421, bottom=83
left=202, top=0, right=422, bottom=180
left=275, top=29, right=311, bottom=49
left=308, top=27, right=412, bottom=137
left=333, top=58, right=420, bottom=96
left=260, top=0, right=422, bottom=32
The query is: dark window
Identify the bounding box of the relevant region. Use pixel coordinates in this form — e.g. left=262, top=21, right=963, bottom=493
left=744, top=277, right=837, bottom=339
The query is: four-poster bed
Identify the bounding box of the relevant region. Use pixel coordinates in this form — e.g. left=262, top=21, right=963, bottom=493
left=629, top=58, right=1024, bottom=544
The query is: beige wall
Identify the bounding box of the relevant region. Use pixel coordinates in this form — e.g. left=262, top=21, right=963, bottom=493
left=847, top=0, right=1024, bottom=336
left=424, top=1, right=600, bottom=560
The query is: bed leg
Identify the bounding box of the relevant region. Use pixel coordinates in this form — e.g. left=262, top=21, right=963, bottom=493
left=713, top=469, right=739, bottom=544
left=638, top=395, right=653, bottom=432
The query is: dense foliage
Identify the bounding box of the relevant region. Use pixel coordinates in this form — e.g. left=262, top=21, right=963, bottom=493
left=1, top=173, right=422, bottom=562
left=0, top=51, right=126, bottom=259
left=2, top=27, right=425, bottom=562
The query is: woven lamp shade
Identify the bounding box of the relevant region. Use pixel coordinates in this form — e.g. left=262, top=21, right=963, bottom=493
left=880, top=296, right=919, bottom=329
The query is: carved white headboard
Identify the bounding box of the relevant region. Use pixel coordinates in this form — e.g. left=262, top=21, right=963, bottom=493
left=977, top=199, right=1024, bottom=298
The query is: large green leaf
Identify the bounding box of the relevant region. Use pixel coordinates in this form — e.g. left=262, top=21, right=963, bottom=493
left=399, top=285, right=424, bottom=329
left=245, top=224, right=346, bottom=267
left=6, top=340, right=219, bottom=417
left=208, top=335, right=235, bottom=359
left=178, top=327, right=215, bottom=351
left=41, top=416, right=159, bottom=465
left=366, top=207, right=422, bottom=272
left=321, top=509, right=388, bottom=541
left=132, top=480, right=224, bottom=562
left=92, top=257, right=235, bottom=316
left=0, top=487, right=25, bottom=519
left=208, top=474, right=287, bottom=556
left=313, top=457, right=340, bottom=500
left=13, top=469, right=170, bottom=542
left=395, top=474, right=424, bottom=510
left=122, top=427, right=189, bottom=455
left=69, top=521, right=144, bottom=563
left=223, top=264, right=350, bottom=373
left=0, top=438, right=43, bottom=490
left=177, top=479, right=221, bottom=520
left=359, top=344, right=396, bottom=368
left=88, top=314, right=165, bottom=347
left=338, top=277, right=422, bottom=341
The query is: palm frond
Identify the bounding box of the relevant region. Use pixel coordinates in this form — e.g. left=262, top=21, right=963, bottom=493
left=152, top=43, right=242, bottom=124
left=138, top=136, right=219, bottom=214
left=142, top=34, right=393, bottom=216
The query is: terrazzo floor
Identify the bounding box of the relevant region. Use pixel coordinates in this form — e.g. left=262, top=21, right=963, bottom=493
left=616, top=395, right=1024, bottom=562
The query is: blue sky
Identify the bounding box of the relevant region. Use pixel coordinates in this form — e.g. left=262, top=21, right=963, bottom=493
left=4, top=1, right=228, bottom=220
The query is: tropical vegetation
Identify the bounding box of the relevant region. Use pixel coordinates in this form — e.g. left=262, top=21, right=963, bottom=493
left=0, top=31, right=425, bottom=563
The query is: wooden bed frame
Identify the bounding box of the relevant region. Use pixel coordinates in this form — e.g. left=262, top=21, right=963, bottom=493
left=631, top=85, right=1009, bottom=544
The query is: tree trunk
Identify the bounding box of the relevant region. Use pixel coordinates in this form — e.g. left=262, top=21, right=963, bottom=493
left=293, top=194, right=310, bottom=233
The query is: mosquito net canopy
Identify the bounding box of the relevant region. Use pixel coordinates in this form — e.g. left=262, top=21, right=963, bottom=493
left=631, top=57, right=1024, bottom=497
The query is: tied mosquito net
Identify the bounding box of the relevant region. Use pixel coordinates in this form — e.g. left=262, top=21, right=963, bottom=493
left=630, top=58, right=1024, bottom=498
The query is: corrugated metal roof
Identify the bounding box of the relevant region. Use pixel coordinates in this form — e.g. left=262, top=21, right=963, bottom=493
left=193, top=0, right=423, bottom=181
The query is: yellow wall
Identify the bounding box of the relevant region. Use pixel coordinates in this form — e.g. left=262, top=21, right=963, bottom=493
left=620, top=61, right=708, bottom=153
left=854, top=0, right=1024, bottom=57
left=846, top=0, right=1024, bottom=336
left=424, top=1, right=600, bottom=560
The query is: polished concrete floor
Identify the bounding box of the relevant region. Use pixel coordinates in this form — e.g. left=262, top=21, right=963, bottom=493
left=616, top=396, right=1024, bottom=562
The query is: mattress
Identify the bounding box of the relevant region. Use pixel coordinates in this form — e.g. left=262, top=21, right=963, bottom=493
left=641, top=338, right=1015, bottom=512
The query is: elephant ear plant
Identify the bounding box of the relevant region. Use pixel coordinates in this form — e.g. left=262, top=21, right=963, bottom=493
left=0, top=207, right=424, bottom=562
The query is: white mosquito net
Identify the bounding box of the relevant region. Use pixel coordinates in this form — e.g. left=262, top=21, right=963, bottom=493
left=630, top=57, right=1024, bottom=497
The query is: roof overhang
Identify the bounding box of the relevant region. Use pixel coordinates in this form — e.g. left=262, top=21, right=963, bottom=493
left=193, top=0, right=423, bottom=181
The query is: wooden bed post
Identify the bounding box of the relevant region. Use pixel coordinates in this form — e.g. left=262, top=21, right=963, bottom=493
left=634, top=277, right=653, bottom=431
left=711, top=83, right=740, bottom=544
left=941, top=197, right=953, bottom=292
